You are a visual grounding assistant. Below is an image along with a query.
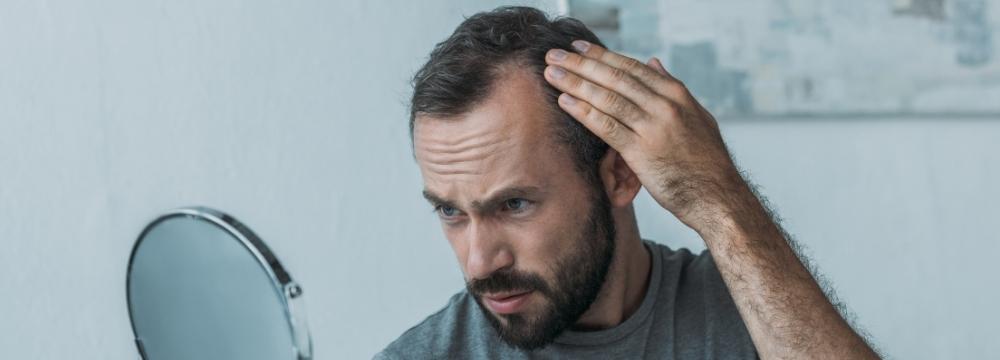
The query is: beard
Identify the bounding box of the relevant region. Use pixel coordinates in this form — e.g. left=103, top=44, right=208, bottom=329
left=467, top=187, right=616, bottom=351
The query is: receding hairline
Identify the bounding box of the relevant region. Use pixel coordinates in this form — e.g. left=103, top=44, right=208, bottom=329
left=412, top=55, right=548, bottom=121
left=411, top=60, right=572, bottom=159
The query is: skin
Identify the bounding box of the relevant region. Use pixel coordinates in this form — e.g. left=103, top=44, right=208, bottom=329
left=541, top=40, right=880, bottom=359
left=413, top=64, right=652, bottom=332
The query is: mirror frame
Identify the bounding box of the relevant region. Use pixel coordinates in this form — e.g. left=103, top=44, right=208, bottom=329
left=126, top=206, right=312, bottom=360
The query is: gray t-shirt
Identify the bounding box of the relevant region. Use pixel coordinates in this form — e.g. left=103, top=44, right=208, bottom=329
left=376, top=240, right=757, bottom=359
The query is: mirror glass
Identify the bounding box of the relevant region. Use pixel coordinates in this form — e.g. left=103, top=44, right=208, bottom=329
left=126, top=207, right=312, bottom=360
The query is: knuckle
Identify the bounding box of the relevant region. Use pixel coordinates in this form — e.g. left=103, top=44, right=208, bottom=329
left=567, top=75, right=584, bottom=90
left=661, top=101, right=681, bottom=118
left=584, top=105, right=603, bottom=125
left=621, top=58, right=643, bottom=73
left=601, top=90, right=619, bottom=107
left=578, top=102, right=592, bottom=118
left=614, top=100, right=633, bottom=117
left=601, top=116, right=622, bottom=139
left=627, top=78, right=651, bottom=97
left=602, top=92, right=629, bottom=116
left=608, top=68, right=628, bottom=82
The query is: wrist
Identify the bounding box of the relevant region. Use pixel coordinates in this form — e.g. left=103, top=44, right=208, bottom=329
left=684, top=178, right=772, bottom=241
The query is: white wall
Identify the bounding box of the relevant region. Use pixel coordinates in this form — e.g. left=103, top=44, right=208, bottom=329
left=0, top=1, right=997, bottom=359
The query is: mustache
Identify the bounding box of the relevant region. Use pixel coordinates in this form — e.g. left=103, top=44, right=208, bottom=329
left=467, top=268, right=551, bottom=297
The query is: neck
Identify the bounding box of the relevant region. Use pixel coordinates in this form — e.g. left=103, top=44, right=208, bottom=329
left=572, top=204, right=652, bottom=330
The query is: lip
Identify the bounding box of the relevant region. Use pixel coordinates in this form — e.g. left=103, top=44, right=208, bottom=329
left=483, top=290, right=533, bottom=315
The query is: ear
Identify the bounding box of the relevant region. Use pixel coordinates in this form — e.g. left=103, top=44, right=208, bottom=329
left=598, top=149, right=642, bottom=208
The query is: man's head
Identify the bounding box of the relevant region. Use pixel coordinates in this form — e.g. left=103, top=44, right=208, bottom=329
left=409, top=7, right=639, bottom=350
left=410, top=6, right=609, bottom=187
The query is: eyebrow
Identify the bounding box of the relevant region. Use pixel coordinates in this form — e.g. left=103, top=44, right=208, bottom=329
left=422, top=186, right=544, bottom=213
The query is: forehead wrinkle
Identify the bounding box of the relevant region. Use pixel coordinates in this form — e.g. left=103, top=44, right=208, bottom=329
left=418, top=133, right=516, bottom=177
left=420, top=146, right=505, bottom=177
left=416, top=126, right=509, bottom=155
left=419, top=138, right=508, bottom=166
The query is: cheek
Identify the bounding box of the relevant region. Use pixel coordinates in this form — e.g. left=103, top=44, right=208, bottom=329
left=509, top=209, right=581, bottom=275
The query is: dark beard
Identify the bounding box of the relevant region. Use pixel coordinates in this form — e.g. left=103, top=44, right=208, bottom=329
left=468, top=189, right=616, bottom=351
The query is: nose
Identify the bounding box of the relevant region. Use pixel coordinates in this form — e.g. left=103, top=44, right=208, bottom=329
left=464, top=219, right=514, bottom=281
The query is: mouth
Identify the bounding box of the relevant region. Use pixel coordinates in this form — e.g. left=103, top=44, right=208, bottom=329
left=482, top=290, right=534, bottom=315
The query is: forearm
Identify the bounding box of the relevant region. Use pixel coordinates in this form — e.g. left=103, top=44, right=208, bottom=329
left=693, top=179, right=878, bottom=359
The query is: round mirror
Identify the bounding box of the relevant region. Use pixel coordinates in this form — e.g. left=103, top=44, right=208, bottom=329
left=126, top=207, right=312, bottom=360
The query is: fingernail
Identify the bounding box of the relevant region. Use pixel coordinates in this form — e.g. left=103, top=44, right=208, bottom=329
left=549, top=49, right=568, bottom=61
left=571, top=40, right=590, bottom=53
left=548, top=66, right=566, bottom=79
left=559, top=93, right=576, bottom=106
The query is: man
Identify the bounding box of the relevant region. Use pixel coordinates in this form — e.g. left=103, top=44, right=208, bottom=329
left=378, top=6, right=878, bottom=359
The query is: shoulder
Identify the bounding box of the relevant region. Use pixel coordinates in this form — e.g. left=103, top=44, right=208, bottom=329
left=648, top=241, right=758, bottom=358
left=647, top=241, right=715, bottom=283
left=647, top=241, right=728, bottom=292
left=375, top=290, right=485, bottom=359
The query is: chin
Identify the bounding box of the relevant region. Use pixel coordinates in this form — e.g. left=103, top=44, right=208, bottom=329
left=484, top=298, right=568, bottom=351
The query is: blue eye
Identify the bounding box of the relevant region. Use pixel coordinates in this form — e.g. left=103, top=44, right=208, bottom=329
left=436, top=205, right=459, bottom=217
left=504, top=198, right=528, bottom=211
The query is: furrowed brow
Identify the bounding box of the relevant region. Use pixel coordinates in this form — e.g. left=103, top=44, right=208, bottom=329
left=421, top=186, right=544, bottom=213
left=422, top=189, right=455, bottom=208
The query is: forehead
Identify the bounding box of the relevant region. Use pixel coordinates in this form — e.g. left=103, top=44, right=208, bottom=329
left=413, top=69, right=574, bottom=202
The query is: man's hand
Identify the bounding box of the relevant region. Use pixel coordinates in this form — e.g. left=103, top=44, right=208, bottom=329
left=542, top=40, right=747, bottom=233
left=543, top=40, right=880, bottom=359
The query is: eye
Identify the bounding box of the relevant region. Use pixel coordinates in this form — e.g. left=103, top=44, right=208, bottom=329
left=435, top=205, right=460, bottom=218
left=504, top=198, right=529, bottom=212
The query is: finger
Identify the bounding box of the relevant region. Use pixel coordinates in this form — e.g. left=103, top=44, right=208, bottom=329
left=571, top=40, right=671, bottom=88
left=572, top=40, right=692, bottom=105
left=557, top=92, right=635, bottom=151
left=647, top=57, right=668, bottom=76
left=545, top=48, right=661, bottom=113
left=544, top=65, right=646, bottom=129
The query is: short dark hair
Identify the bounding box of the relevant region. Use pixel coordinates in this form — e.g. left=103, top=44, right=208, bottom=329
left=409, top=6, right=609, bottom=189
